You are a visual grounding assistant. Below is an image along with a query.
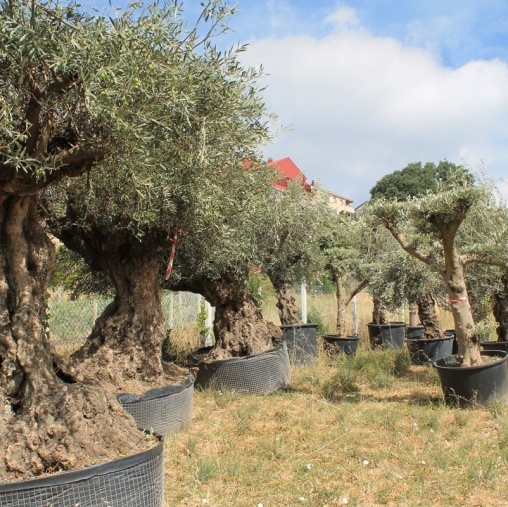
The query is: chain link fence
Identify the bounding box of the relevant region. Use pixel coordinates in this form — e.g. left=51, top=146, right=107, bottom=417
left=47, top=289, right=209, bottom=352
left=47, top=285, right=379, bottom=353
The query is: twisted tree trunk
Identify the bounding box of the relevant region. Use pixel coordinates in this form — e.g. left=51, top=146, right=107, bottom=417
left=0, top=196, right=145, bottom=481
left=493, top=273, right=508, bottom=341
left=271, top=277, right=301, bottom=326
left=372, top=297, right=388, bottom=325
left=416, top=294, right=442, bottom=338
left=71, top=247, right=167, bottom=385
left=174, top=273, right=281, bottom=361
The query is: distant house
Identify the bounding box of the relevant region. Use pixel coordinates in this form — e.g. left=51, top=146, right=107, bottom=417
left=327, top=190, right=356, bottom=215
left=354, top=201, right=369, bottom=215
left=267, top=157, right=314, bottom=192
left=252, top=156, right=356, bottom=214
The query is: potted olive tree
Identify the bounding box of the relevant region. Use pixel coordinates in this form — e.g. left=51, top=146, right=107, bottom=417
left=0, top=0, right=214, bottom=499
left=368, top=167, right=508, bottom=406
left=166, top=165, right=293, bottom=394
left=320, top=212, right=371, bottom=356
left=368, top=161, right=460, bottom=358
left=263, top=183, right=332, bottom=365
left=42, top=1, right=284, bottom=416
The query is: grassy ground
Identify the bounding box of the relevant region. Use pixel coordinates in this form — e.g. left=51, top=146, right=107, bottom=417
left=164, top=348, right=508, bottom=507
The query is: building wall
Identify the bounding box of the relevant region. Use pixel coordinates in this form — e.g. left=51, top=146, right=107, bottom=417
left=328, top=193, right=355, bottom=214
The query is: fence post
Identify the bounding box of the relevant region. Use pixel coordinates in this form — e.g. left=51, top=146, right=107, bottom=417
left=301, top=280, right=307, bottom=324
left=204, top=300, right=214, bottom=346
left=168, top=292, right=174, bottom=329
left=352, top=295, right=358, bottom=336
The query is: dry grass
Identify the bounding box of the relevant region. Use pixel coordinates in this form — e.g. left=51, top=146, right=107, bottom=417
left=164, top=349, right=508, bottom=507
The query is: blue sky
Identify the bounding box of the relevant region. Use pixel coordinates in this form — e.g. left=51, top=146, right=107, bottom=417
left=101, top=0, right=508, bottom=205
left=214, top=0, right=508, bottom=205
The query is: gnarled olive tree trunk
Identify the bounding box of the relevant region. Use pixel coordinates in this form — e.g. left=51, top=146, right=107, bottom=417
left=71, top=246, right=167, bottom=385
left=372, top=296, right=389, bottom=325
left=269, top=275, right=301, bottom=326
left=177, top=274, right=281, bottom=361
left=0, top=196, right=144, bottom=481
left=416, top=294, right=442, bottom=338
left=493, top=273, right=508, bottom=341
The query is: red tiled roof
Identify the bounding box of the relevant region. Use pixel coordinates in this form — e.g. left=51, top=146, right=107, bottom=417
left=267, top=157, right=312, bottom=192
left=243, top=156, right=313, bottom=192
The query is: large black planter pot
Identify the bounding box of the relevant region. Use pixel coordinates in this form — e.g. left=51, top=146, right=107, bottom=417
left=367, top=322, right=406, bottom=350
left=280, top=323, right=318, bottom=366
left=481, top=341, right=508, bottom=353
left=406, top=325, right=425, bottom=339
left=0, top=441, right=164, bottom=507
left=406, top=336, right=454, bottom=365
left=190, top=342, right=291, bottom=395
left=433, top=351, right=508, bottom=408
left=323, top=335, right=359, bottom=356
left=117, top=373, right=194, bottom=437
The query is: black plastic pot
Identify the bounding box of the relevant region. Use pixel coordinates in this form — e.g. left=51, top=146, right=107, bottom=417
left=406, top=325, right=425, bottom=339
left=323, top=335, right=359, bottom=356
left=433, top=351, right=508, bottom=408
left=190, top=342, right=291, bottom=395
left=481, top=341, right=508, bottom=353
left=367, top=322, right=406, bottom=350
left=0, top=441, right=164, bottom=507
left=406, top=336, right=454, bottom=365
left=444, top=329, right=459, bottom=355
left=117, top=373, right=194, bottom=437
left=280, top=323, right=318, bottom=366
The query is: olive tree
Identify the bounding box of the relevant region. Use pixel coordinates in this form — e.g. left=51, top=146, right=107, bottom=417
left=368, top=176, right=508, bottom=366
left=40, top=0, right=279, bottom=376
left=369, top=161, right=468, bottom=333
left=321, top=213, right=370, bottom=335
left=261, top=183, right=331, bottom=326
left=163, top=163, right=287, bottom=360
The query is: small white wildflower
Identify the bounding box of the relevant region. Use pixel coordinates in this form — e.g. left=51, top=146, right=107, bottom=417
left=201, top=500, right=208, bottom=505
left=341, top=498, right=350, bottom=505
left=362, top=459, right=369, bottom=466
left=420, top=460, right=426, bottom=465
left=306, top=463, right=313, bottom=470
left=257, top=504, right=264, bottom=507
left=430, top=429, right=434, bottom=433
left=299, top=497, right=305, bottom=501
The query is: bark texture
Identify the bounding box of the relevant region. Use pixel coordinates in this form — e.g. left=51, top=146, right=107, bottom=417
left=408, top=302, right=419, bottom=327
left=493, top=273, right=508, bottom=341
left=416, top=294, right=442, bottom=338
left=271, top=278, right=301, bottom=326
left=71, top=248, right=167, bottom=386
left=335, top=277, right=348, bottom=335
left=0, top=197, right=146, bottom=481
left=440, top=231, right=480, bottom=365
left=174, top=273, right=281, bottom=360
left=372, top=297, right=388, bottom=325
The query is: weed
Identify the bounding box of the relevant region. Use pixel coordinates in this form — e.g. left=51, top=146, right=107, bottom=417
left=196, top=457, right=217, bottom=482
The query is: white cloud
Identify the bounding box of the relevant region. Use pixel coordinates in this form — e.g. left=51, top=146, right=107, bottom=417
left=324, top=4, right=360, bottom=30
left=239, top=4, right=508, bottom=204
